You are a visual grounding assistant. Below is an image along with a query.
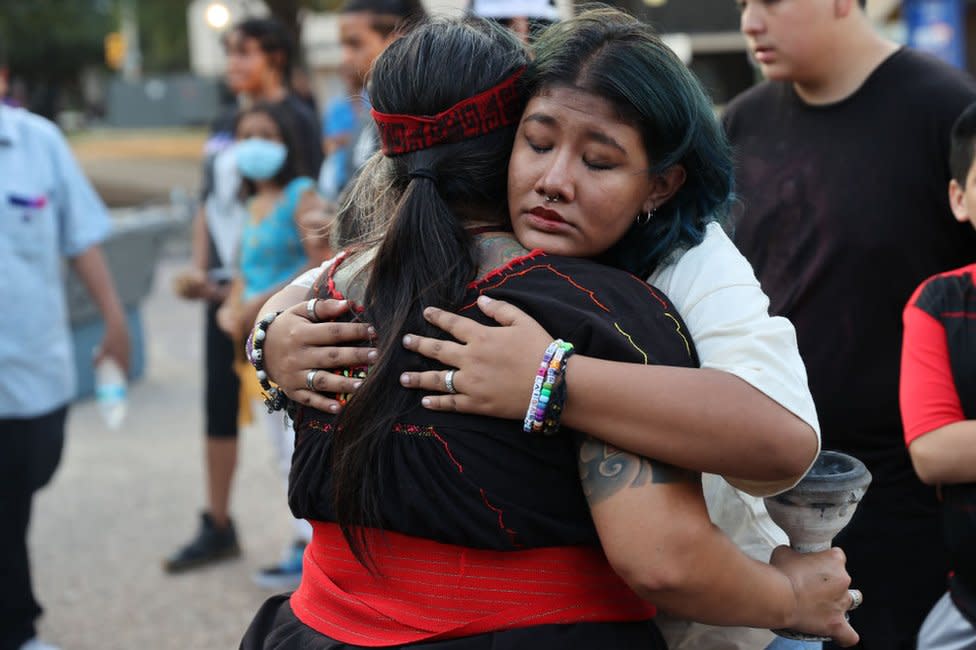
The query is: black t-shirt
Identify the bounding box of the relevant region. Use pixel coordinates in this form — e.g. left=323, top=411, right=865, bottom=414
left=290, top=251, right=699, bottom=552
left=724, top=48, right=976, bottom=478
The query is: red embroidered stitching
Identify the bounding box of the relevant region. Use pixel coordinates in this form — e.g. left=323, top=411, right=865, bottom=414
left=480, top=488, right=520, bottom=547
left=467, top=249, right=546, bottom=290
left=464, top=262, right=610, bottom=313
left=630, top=274, right=668, bottom=309
left=326, top=251, right=349, bottom=301
left=393, top=423, right=465, bottom=474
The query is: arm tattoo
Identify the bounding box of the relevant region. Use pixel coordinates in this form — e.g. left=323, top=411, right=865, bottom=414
left=475, top=235, right=530, bottom=277
left=578, top=436, right=699, bottom=505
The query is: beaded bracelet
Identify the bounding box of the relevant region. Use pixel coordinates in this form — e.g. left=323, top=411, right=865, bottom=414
left=522, top=339, right=574, bottom=435
left=249, top=310, right=289, bottom=412
left=536, top=343, right=574, bottom=435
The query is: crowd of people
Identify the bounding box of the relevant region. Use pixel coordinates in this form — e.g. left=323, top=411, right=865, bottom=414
left=3, top=0, right=976, bottom=649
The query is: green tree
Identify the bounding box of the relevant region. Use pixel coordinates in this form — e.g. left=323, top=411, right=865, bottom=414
left=0, top=0, right=114, bottom=116
left=137, top=0, right=191, bottom=73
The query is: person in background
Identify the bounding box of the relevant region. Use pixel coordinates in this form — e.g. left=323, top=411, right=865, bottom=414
left=166, top=16, right=322, bottom=578
left=215, top=101, right=331, bottom=590
left=725, top=1, right=976, bottom=647
left=0, top=46, right=130, bottom=650
left=336, top=0, right=427, bottom=184
left=900, top=101, right=976, bottom=650
left=225, top=18, right=323, bottom=175
left=317, top=68, right=366, bottom=203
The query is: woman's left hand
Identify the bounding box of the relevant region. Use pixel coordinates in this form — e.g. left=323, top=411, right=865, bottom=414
left=399, top=295, right=552, bottom=419
left=771, top=546, right=860, bottom=646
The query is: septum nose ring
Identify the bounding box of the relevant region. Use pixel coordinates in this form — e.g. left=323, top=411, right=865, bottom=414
left=544, top=194, right=560, bottom=203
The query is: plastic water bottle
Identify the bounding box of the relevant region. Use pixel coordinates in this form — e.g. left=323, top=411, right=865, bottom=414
left=95, top=357, right=127, bottom=430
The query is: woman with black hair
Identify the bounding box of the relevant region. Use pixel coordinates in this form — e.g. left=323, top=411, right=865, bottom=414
left=241, top=13, right=858, bottom=650
left=214, top=101, right=331, bottom=589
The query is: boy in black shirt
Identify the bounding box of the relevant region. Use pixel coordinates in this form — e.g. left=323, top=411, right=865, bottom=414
left=726, top=1, right=976, bottom=648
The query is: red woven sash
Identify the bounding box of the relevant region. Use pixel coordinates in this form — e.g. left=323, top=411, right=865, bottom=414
left=290, top=521, right=655, bottom=646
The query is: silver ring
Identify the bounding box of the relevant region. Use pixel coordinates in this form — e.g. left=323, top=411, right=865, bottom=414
left=848, top=589, right=863, bottom=611
left=306, top=298, right=319, bottom=323
left=545, top=194, right=559, bottom=203
left=306, top=369, right=320, bottom=391
left=444, top=369, right=458, bottom=395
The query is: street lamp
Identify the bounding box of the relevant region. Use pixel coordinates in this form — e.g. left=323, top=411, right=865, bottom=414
left=205, top=2, right=231, bottom=30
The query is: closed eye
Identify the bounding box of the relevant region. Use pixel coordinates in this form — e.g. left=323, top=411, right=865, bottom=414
left=525, top=137, right=551, bottom=154
left=584, top=159, right=615, bottom=171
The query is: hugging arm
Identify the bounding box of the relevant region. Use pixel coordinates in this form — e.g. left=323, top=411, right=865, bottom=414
left=253, top=281, right=376, bottom=411
left=401, top=295, right=816, bottom=489
left=581, top=437, right=858, bottom=644
left=255, top=287, right=816, bottom=486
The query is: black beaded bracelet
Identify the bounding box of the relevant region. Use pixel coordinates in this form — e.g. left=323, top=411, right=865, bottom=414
left=249, top=310, right=289, bottom=412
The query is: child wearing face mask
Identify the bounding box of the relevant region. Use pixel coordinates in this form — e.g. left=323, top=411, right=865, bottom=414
left=216, top=101, right=332, bottom=589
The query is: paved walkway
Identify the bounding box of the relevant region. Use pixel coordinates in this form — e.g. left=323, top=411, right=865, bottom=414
left=32, top=255, right=297, bottom=650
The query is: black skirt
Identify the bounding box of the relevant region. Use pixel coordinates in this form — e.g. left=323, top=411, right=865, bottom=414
left=241, top=594, right=667, bottom=650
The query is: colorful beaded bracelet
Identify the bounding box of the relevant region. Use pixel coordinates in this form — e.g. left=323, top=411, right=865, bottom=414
left=523, top=339, right=574, bottom=435
left=248, top=310, right=289, bottom=412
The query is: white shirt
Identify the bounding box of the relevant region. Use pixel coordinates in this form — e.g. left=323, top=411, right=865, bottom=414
left=650, top=222, right=821, bottom=650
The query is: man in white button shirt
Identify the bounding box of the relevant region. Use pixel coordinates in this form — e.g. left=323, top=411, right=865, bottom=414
left=0, top=46, right=129, bottom=650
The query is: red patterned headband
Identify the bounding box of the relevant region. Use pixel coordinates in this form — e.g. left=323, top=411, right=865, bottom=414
left=371, top=67, right=525, bottom=156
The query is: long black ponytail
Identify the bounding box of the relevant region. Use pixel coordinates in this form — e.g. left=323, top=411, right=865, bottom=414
left=329, top=16, right=529, bottom=566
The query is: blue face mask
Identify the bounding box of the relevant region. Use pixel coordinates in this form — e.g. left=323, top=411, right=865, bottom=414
left=235, top=138, right=287, bottom=181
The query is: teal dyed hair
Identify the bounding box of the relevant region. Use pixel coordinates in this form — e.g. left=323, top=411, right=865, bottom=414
left=526, top=6, right=734, bottom=277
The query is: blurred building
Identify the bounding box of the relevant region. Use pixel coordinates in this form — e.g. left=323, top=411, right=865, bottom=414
left=179, top=0, right=944, bottom=117
left=611, top=0, right=751, bottom=105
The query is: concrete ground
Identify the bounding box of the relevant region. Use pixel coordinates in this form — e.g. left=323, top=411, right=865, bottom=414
left=31, top=253, right=298, bottom=649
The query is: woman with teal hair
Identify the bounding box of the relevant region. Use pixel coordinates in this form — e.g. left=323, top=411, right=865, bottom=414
left=246, top=8, right=858, bottom=649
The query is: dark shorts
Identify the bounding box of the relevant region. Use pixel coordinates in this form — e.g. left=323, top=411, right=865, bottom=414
left=205, top=301, right=240, bottom=439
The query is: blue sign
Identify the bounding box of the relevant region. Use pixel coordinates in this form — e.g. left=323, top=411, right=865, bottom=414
left=904, top=0, right=965, bottom=68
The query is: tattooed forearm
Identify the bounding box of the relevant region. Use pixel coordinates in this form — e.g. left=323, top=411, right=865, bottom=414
left=578, top=436, right=699, bottom=505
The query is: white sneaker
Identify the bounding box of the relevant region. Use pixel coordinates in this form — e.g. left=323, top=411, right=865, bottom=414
left=19, top=638, right=61, bottom=650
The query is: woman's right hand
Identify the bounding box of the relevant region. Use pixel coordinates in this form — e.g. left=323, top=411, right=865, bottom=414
left=263, top=297, right=377, bottom=412
left=398, top=295, right=552, bottom=419
left=771, top=546, right=860, bottom=646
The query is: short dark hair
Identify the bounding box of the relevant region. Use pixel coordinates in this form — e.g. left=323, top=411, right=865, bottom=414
left=950, top=102, right=976, bottom=185
left=230, top=17, right=295, bottom=82
left=341, top=0, right=428, bottom=37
